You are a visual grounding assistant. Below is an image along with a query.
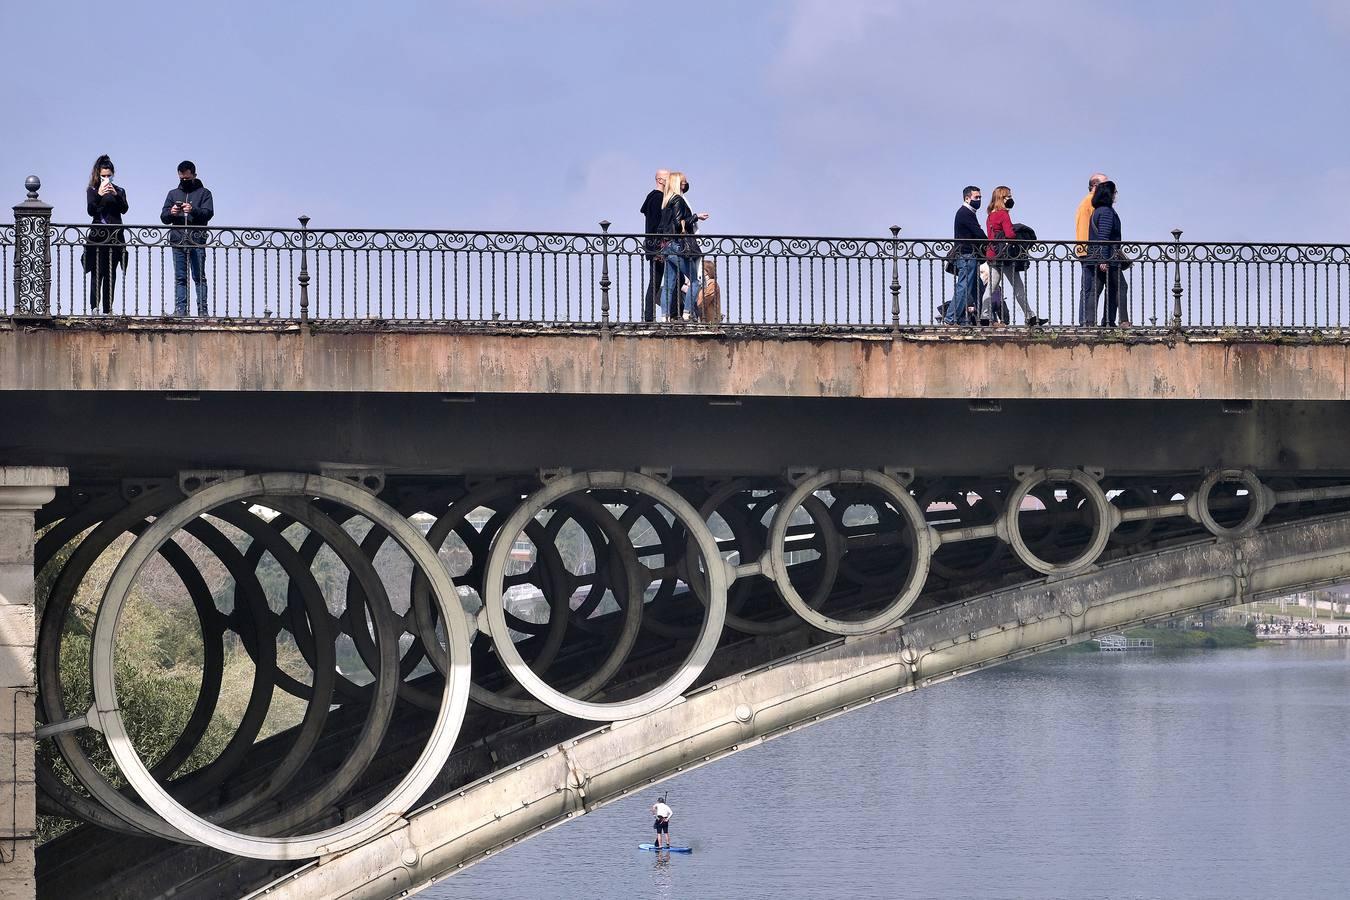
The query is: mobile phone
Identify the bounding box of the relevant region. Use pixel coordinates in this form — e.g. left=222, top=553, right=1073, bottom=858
left=100, top=175, right=110, bottom=188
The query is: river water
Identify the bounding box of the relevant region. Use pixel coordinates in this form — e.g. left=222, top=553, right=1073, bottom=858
left=426, top=642, right=1350, bottom=900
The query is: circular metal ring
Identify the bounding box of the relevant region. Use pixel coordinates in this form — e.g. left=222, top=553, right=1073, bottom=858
left=689, top=480, right=840, bottom=636
left=1192, top=469, right=1268, bottom=538
left=481, top=471, right=727, bottom=721
left=766, top=470, right=934, bottom=635
left=89, top=473, right=472, bottom=861
left=1004, top=469, right=1114, bottom=576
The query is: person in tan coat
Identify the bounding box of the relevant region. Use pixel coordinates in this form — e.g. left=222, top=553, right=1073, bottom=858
left=696, top=259, right=722, bottom=325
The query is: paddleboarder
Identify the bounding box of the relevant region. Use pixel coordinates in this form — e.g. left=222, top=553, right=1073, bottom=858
left=650, top=796, right=673, bottom=850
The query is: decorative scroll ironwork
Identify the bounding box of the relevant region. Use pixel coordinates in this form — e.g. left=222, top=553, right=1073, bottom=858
left=16, top=218, right=1350, bottom=327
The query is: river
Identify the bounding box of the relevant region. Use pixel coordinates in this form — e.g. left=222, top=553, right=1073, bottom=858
left=425, top=641, right=1350, bottom=900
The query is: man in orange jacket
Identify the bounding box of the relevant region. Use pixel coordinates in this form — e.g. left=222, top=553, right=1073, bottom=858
left=1076, top=172, right=1108, bottom=325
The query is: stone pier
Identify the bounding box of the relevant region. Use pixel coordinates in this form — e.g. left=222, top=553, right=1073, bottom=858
left=0, top=468, right=67, bottom=900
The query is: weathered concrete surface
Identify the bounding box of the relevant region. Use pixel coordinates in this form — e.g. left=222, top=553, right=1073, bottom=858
left=1, top=323, right=1347, bottom=400
left=0, top=468, right=68, bottom=900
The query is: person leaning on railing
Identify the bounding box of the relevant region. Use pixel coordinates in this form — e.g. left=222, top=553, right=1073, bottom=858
left=1075, top=172, right=1108, bottom=325
left=657, top=172, right=700, bottom=321
left=83, top=154, right=128, bottom=315
left=160, top=160, right=215, bottom=316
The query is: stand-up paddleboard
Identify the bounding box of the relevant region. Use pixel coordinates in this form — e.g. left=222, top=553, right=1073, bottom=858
left=639, top=842, right=693, bottom=853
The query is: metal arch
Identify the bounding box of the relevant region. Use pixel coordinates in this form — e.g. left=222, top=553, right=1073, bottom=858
left=1189, top=469, right=1272, bottom=538
left=1003, top=469, right=1116, bottom=576
left=688, top=479, right=842, bottom=636
left=480, top=470, right=728, bottom=721
left=87, top=473, right=473, bottom=861
left=470, top=492, right=646, bottom=716
left=765, top=469, right=935, bottom=636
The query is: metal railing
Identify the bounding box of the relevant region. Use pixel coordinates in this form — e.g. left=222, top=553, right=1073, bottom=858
left=8, top=179, right=1350, bottom=330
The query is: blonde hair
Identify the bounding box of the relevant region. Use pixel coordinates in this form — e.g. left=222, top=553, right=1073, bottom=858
left=662, top=171, right=686, bottom=208
left=989, top=186, right=1012, bottom=214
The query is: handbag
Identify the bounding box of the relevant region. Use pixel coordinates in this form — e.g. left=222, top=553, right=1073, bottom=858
left=943, top=244, right=958, bottom=275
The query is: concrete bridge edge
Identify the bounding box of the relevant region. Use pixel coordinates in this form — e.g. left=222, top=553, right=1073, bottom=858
left=231, top=511, right=1350, bottom=898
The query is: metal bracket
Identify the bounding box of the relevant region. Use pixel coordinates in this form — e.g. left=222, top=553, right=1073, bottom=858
left=1011, top=466, right=1038, bottom=482
left=538, top=467, right=572, bottom=485
left=638, top=466, right=672, bottom=484
left=178, top=470, right=245, bottom=496
left=784, top=467, right=818, bottom=486
left=883, top=467, right=916, bottom=487
left=121, top=477, right=175, bottom=503
left=320, top=467, right=386, bottom=495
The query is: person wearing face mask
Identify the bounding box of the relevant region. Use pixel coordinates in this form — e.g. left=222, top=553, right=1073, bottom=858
left=944, top=185, right=984, bottom=325
left=83, top=154, right=129, bottom=314
left=984, top=186, right=1044, bottom=327
left=160, top=160, right=215, bottom=316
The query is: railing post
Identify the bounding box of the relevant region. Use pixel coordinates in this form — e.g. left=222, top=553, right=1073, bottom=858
left=1170, top=228, right=1184, bottom=331
left=599, top=219, right=611, bottom=335
left=297, top=215, right=311, bottom=323
left=888, top=225, right=902, bottom=335
left=12, top=176, right=52, bottom=319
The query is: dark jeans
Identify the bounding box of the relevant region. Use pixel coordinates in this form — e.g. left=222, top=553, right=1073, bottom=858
left=1079, top=259, right=1105, bottom=325
left=173, top=246, right=208, bottom=315
left=88, top=245, right=118, bottom=314
left=946, top=255, right=980, bottom=324
left=643, top=255, right=664, bottom=323
left=1097, top=264, right=1126, bottom=327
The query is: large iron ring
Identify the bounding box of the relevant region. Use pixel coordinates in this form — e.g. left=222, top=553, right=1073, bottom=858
left=87, top=473, right=473, bottom=861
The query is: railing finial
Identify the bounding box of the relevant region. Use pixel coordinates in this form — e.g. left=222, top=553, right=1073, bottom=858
left=13, top=174, right=53, bottom=318
left=888, top=225, right=902, bottom=335
left=599, top=220, right=612, bottom=335
left=1169, top=228, right=1184, bottom=331
left=297, top=215, right=311, bottom=323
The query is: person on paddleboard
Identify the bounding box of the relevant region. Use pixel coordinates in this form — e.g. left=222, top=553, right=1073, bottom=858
left=650, top=796, right=673, bottom=849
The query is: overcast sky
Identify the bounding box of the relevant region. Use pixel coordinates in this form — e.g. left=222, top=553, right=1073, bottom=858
left=3, top=0, right=1348, bottom=243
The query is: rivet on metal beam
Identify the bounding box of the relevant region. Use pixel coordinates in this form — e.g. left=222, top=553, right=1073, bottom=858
left=441, top=394, right=477, bottom=403
left=707, top=398, right=742, bottom=407
left=165, top=392, right=200, bottom=401
left=968, top=399, right=1002, bottom=413
left=1222, top=399, right=1254, bottom=414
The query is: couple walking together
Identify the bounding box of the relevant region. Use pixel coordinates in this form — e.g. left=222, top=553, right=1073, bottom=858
left=640, top=170, right=720, bottom=323
left=946, top=185, right=1045, bottom=326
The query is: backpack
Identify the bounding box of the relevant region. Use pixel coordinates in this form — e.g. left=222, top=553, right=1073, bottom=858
left=1011, top=222, right=1037, bottom=272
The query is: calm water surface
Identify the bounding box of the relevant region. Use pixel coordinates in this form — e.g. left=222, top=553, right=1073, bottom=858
left=425, top=642, right=1350, bottom=900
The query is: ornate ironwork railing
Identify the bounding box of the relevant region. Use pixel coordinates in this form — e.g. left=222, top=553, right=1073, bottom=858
left=6, top=193, right=1350, bottom=330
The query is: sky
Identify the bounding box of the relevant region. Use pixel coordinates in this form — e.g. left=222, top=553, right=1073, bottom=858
left=3, top=0, right=1349, bottom=243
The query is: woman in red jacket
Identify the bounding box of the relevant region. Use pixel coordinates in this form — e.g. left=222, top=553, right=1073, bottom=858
left=985, top=186, right=1044, bottom=327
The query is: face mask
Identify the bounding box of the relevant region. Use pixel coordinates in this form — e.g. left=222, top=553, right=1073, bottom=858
left=1004, top=197, right=1015, bottom=209
left=179, top=178, right=195, bottom=192
left=969, top=198, right=981, bottom=210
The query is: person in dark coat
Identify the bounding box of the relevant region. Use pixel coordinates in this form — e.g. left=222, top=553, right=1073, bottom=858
left=83, top=154, right=128, bottom=314
left=657, top=171, right=700, bottom=321
left=160, top=160, right=215, bottom=316
left=945, top=186, right=983, bottom=325
left=639, top=169, right=669, bottom=323
left=1087, top=180, right=1126, bottom=327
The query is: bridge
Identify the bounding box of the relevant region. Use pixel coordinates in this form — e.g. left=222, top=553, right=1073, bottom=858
left=4, top=176, right=1350, bottom=898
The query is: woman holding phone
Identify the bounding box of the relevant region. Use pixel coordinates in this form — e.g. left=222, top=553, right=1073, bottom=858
left=83, top=154, right=128, bottom=314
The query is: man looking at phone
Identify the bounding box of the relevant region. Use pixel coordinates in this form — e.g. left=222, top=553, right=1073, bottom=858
left=160, top=160, right=215, bottom=316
